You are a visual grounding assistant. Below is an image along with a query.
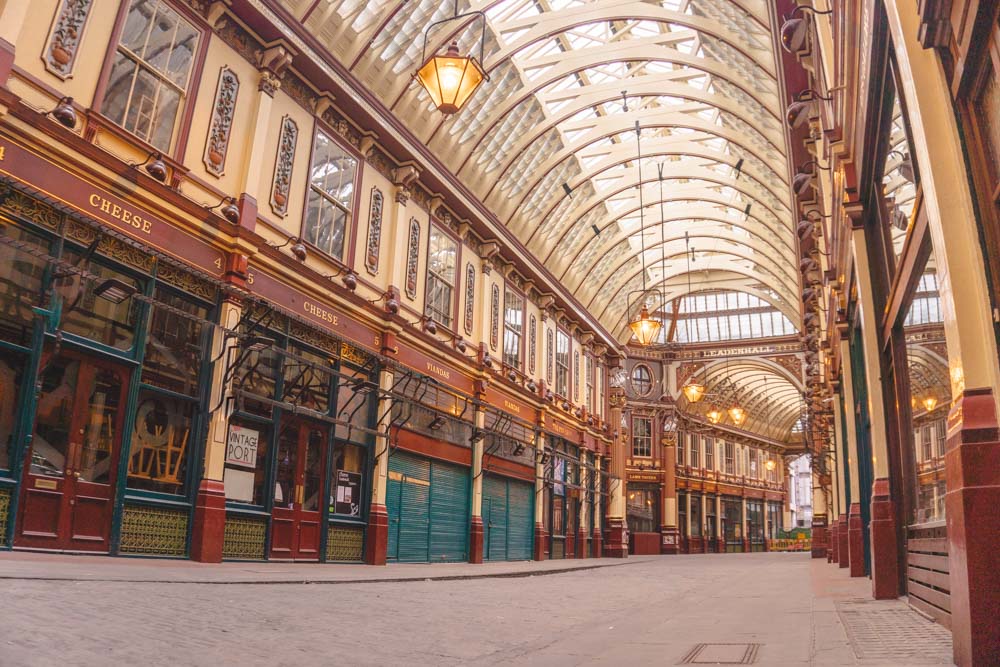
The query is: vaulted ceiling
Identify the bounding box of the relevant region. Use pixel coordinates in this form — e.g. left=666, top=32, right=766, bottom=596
left=279, top=0, right=801, bottom=344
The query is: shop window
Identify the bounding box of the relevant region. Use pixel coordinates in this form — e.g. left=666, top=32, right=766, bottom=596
left=690, top=494, right=702, bottom=537
left=0, top=224, right=49, bottom=347
left=101, top=0, right=201, bottom=152
left=335, top=363, right=374, bottom=443
left=555, top=329, right=570, bottom=396
left=282, top=344, right=332, bottom=415
left=626, top=485, right=658, bottom=533
left=126, top=390, right=194, bottom=494
left=222, top=418, right=271, bottom=506
left=302, top=130, right=357, bottom=262
left=142, top=287, right=209, bottom=396
left=631, top=416, right=652, bottom=457
left=330, top=441, right=365, bottom=517
left=233, top=326, right=281, bottom=418
left=58, top=252, right=142, bottom=351
left=630, top=364, right=652, bottom=396
left=0, top=353, right=27, bottom=471
left=502, top=288, right=524, bottom=369
left=425, top=225, right=457, bottom=329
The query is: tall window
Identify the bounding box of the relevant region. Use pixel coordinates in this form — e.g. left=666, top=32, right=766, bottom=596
left=934, top=420, right=946, bottom=457
left=689, top=433, right=700, bottom=468
left=921, top=425, right=933, bottom=460
left=632, top=417, right=652, bottom=457
left=101, top=0, right=200, bottom=151
left=725, top=441, right=734, bottom=474
left=502, top=288, right=524, bottom=369
left=585, top=355, right=594, bottom=411
left=677, top=432, right=685, bottom=466
left=303, top=131, right=357, bottom=261
left=750, top=449, right=758, bottom=478
left=704, top=436, right=714, bottom=470
left=555, top=330, right=570, bottom=396
left=631, top=364, right=652, bottom=395
left=425, top=226, right=457, bottom=328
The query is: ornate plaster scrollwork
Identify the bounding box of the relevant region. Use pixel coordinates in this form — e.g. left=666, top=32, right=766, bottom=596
left=404, top=218, right=420, bottom=300
left=365, top=187, right=384, bottom=275
left=490, top=284, right=500, bottom=351
left=464, top=262, right=475, bottom=336
left=204, top=66, right=240, bottom=176
left=270, top=116, right=298, bottom=217
left=44, top=0, right=93, bottom=79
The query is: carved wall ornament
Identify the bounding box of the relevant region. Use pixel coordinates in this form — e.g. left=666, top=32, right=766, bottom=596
left=490, top=283, right=500, bottom=351
left=547, top=329, right=554, bottom=384
left=365, top=187, right=384, bottom=275
left=464, top=262, right=475, bottom=336
left=270, top=115, right=298, bottom=217
left=574, top=350, right=581, bottom=400
left=203, top=66, right=240, bottom=176
left=528, top=314, right=537, bottom=374
left=44, top=0, right=93, bottom=79
left=404, top=218, right=420, bottom=300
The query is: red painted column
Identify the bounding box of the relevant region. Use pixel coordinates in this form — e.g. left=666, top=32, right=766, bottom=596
left=365, top=503, right=388, bottom=565
left=605, top=517, right=628, bottom=558
left=847, top=503, right=865, bottom=577
left=829, top=522, right=839, bottom=563
left=190, top=479, right=226, bottom=562
left=838, top=514, right=850, bottom=569
left=533, top=523, right=547, bottom=560
left=469, top=516, right=484, bottom=564
left=945, top=389, right=1000, bottom=666
left=811, top=514, right=828, bottom=558
left=591, top=526, right=602, bottom=558
left=869, top=478, right=900, bottom=598
left=575, top=523, right=586, bottom=558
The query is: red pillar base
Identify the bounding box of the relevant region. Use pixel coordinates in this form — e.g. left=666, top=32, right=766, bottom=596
left=533, top=523, right=547, bottom=561
left=469, top=516, right=484, bottom=564
left=811, top=514, right=829, bottom=558
left=591, top=528, right=602, bottom=558
left=605, top=518, right=628, bottom=558
left=717, top=538, right=725, bottom=553
left=660, top=526, right=680, bottom=554
left=190, top=479, right=226, bottom=563
left=575, top=529, right=586, bottom=559
left=847, top=503, right=865, bottom=577
left=838, top=514, right=850, bottom=569
left=869, top=479, right=900, bottom=599
left=365, top=503, right=388, bottom=565
left=945, top=389, right=1000, bottom=667
left=829, top=522, right=839, bottom=563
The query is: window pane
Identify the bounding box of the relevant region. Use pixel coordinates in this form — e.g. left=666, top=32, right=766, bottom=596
left=58, top=253, right=142, bottom=350
left=126, top=389, right=194, bottom=495
left=143, top=288, right=208, bottom=396
left=0, top=353, right=27, bottom=470
left=0, top=224, right=49, bottom=347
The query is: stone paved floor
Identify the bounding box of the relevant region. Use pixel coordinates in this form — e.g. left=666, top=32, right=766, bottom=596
left=0, top=553, right=953, bottom=666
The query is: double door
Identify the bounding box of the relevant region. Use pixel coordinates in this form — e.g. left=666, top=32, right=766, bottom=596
left=270, top=420, right=327, bottom=560
left=17, top=353, right=128, bottom=552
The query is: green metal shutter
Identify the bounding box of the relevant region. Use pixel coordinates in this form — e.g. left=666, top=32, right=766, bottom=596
left=428, top=460, right=470, bottom=562
left=483, top=475, right=508, bottom=561
left=507, top=479, right=534, bottom=561
left=387, top=452, right=431, bottom=562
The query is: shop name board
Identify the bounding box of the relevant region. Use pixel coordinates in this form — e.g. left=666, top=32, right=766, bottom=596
left=425, top=361, right=451, bottom=381
left=550, top=418, right=577, bottom=439
left=303, top=300, right=338, bottom=325
left=503, top=399, right=521, bottom=415
left=87, top=194, right=153, bottom=234
left=629, top=473, right=660, bottom=482
left=0, top=136, right=225, bottom=276
left=394, top=343, right=473, bottom=393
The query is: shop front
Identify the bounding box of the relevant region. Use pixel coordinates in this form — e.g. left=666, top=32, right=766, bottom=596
left=0, top=178, right=222, bottom=558
left=221, top=303, right=377, bottom=563
left=705, top=494, right=719, bottom=552
left=543, top=434, right=581, bottom=559
left=626, top=482, right=660, bottom=555
left=746, top=498, right=765, bottom=552
left=722, top=496, right=743, bottom=553
left=480, top=401, right=537, bottom=562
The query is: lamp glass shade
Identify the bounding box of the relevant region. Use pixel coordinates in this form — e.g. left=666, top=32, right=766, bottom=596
left=629, top=306, right=662, bottom=346
left=416, top=42, right=486, bottom=115
left=922, top=396, right=938, bottom=412
left=682, top=382, right=706, bottom=403
left=706, top=408, right=723, bottom=424
left=728, top=406, right=746, bottom=426
left=765, top=459, right=776, bottom=472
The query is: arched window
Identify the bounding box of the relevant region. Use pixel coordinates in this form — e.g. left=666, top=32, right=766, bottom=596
left=631, top=364, right=652, bottom=395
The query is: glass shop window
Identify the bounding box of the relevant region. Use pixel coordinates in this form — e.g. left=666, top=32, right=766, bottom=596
left=57, top=252, right=142, bottom=351
left=555, top=330, right=570, bottom=396
left=222, top=418, right=271, bottom=506
left=303, top=130, right=357, bottom=262
left=690, top=494, right=702, bottom=537
left=0, top=353, right=27, bottom=471
left=233, top=327, right=282, bottom=418
left=626, top=486, right=658, bottom=533
left=282, top=344, right=333, bottom=415
left=502, top=288, right=524, bottom=369
left=425, top=225, right=457, bottom=329
left=631, top=416, right=652, bottom=457
left=335, top=362, right=374, bottom=442
left=330, top=441, right=365, bottom=518
left=0, top=223, right=49, bottom=347
left=101, top=0, right=200, bottom=152
left=142, top=287, right=209, bottom=396
left=126, top=389, right=195, bottom=494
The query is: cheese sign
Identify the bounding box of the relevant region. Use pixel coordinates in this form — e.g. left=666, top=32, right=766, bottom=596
left=226, top=425, right=260, bottom=468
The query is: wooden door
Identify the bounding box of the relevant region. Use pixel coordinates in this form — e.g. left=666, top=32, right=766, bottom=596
left=17, top=353, right=127, bottom=552
left=270, top=421, right=326, bottom=560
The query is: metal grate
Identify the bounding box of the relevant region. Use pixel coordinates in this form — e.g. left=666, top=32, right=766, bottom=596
left=222, top=515, right=267, bottom=560
left=679, top=643, right=760, bottom=664
left=836, top=599, right=953, bottom=663
left=118, top=504, right=188, bottom=556
left=326, top=524, right=364, bottom=562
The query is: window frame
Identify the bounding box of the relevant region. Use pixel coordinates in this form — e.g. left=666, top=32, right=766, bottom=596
left=300, top=124, right=363, bottom=266
left=94, top=0, right=210, bottom=158
left=630, top=363, right=653, bottom=396
left=555, top=328, right=571, bottom=398
left=502, top=284, right=525, bottom=370
left=423, top=222, right=461, bottom=331
left=631, top=415, right=652, bottom=458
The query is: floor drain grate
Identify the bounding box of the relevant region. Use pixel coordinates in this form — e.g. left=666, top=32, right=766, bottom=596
left=836, top=600, right=952, bottom=663
left=679, top=643, right=760, bottom=664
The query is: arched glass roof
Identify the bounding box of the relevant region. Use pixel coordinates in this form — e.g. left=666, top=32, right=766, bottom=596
left=280, top=0, right=800, bottom=342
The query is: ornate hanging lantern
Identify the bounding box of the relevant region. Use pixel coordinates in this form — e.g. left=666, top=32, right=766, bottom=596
left=415, top=3, right=489, bottom=115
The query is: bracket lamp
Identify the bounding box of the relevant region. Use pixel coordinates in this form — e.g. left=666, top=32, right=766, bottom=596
left=207, top=196, right=240, bottom=225
left=133, top=151, right=168, bottom=182
left=93, top=278, right=136, bottom=304
left=46, top=96, right=78, bottom=129
left=780, top=5, right=833, bottom=54
left=415, top=3, right=490, bottom=115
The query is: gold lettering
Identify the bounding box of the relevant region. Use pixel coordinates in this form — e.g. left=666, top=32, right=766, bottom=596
left=303, top=301, right=337, bottom=325
left=425, top=361, right=451, bottom=380
left=100, top=198, right=111, bottom=214
left=0, top=146, right=6, bottom=160
left=503, top=399, right=521, bottom=414
left=111, top=204, right=122, bottom=219
left=89, top=194, right=100, bottom=207
left=87, top=193, right=153, bottom=235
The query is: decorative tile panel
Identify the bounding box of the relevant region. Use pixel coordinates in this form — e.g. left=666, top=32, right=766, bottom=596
left=270, top=116, right=298, bottom=217
left=404, top=218, right=420, bottom=300
left=0, top=487, right=9, bottom=546
left=546, top=329, right=554, bottom=384
left=0, top=187, right=62, bottom=228
left=464, top=263, right=475, bottom=336
left=223, top=515, right=267, bottom=560
left=118, top=504, right=188, bottom=557
left=365, top=187, right=383, bottom=275
left=574, top=350, right=581, bottom=401
left=204, top=67, right=240, bottom=176
left=326, top=524, right=364, bottom=561
left=44, top=0, right=93, bottom=79
left=490, top=284, right=500, bottom=351
left=528, top=315, right=537, bottom=374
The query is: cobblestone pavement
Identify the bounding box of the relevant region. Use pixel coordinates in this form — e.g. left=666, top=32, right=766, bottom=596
left=0, top=554, right=953, bottom=667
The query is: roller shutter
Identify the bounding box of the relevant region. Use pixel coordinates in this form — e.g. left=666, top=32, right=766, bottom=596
left=428, top=460, right=470, bottom=562
left=483, top=474, right=534, bottom=562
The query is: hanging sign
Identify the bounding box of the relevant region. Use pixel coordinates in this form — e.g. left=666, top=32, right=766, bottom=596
left=225, top=424, right=260, bottom=468
left=333, top=470, right=362, bottom=516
